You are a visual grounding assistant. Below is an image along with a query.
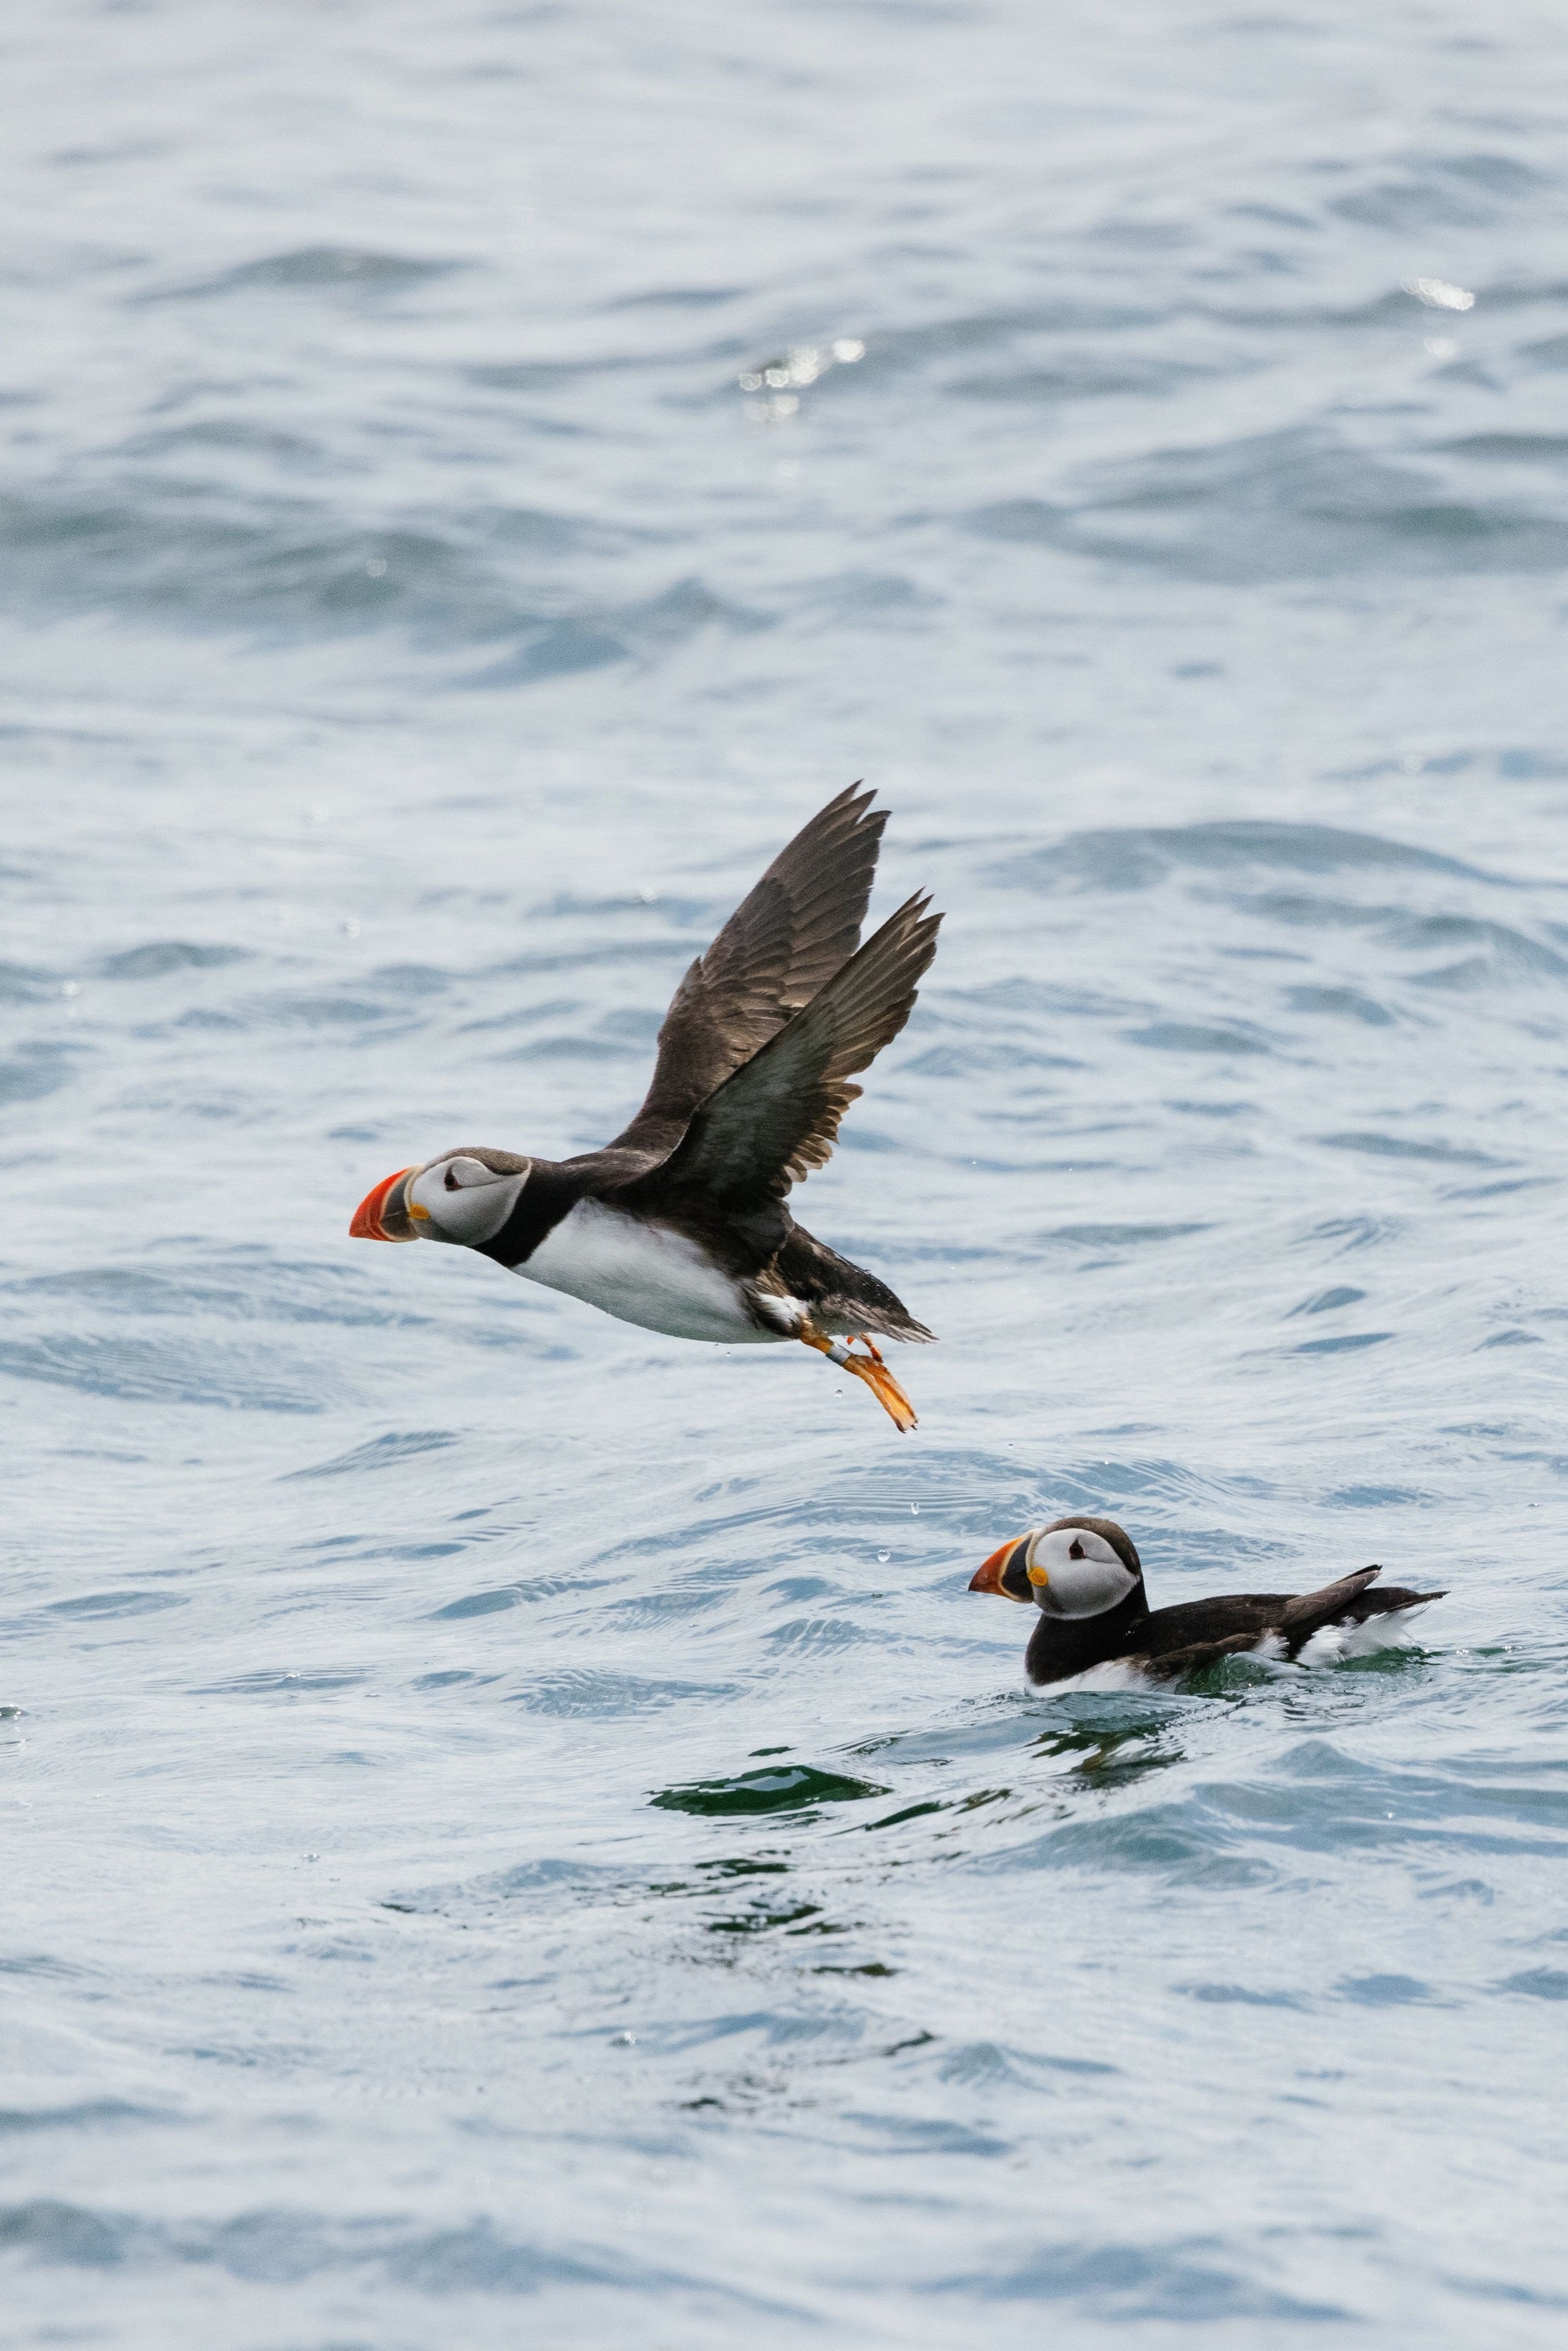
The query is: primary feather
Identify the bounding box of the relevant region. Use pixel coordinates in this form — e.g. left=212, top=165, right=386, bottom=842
left=649, top=891, right=942, bottom=1207
left=614, top=782, right=887, bottom=1155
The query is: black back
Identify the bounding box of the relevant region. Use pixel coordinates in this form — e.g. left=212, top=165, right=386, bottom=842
left=1023, top=1557, right=1443, bottom=1687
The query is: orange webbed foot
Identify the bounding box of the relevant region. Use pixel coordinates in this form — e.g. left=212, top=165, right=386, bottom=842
left=799, top=1325, right=918, bottom=1432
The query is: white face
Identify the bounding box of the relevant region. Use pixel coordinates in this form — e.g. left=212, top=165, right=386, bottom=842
left=1027, top=1526, right=1139, bottom=1619
left=404, top=1153, right=529, bottom=1247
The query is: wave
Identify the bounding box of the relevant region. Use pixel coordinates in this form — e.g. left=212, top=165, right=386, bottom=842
left=143, top=245, right=462, bottom=302
left=999, top=818, right=1489, bottom=895
left=0, top=484, right=760, bottom=677
left=965, top=425, right=1568, bottom=581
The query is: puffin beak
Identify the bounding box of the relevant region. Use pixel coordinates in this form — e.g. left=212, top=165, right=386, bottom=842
left=969, top=1536, right=1034, bottom=1603
left=350, top=1167, right=418, bottom=1242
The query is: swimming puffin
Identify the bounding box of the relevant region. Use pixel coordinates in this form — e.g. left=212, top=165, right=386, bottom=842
left=969, top=1516, right=1444, bottom=1683
left=350, top=785, right=941, bottom=1429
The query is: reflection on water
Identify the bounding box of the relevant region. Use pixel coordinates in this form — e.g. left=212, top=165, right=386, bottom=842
left=652, top=1765, right=891, bottom=1817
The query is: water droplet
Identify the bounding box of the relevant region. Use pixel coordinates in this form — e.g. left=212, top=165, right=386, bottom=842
left=876, top=1549, right=890, bottom=1564
left=832, top=338, right=865, bottom=363
left=910, top=1502, right=919, bottom=1515
left=365, top=557, right=387, bottom=578
left=612, top=2030, right=636, bottom=2047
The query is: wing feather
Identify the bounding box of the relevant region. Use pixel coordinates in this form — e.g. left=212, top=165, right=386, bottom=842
left=1280, top=1568, right=1382, bottom=1629
left=1142, top=1634, right=1261, bottom=1681
left=614, top=784, right=886, bottom=1150
left=639, top=893, right=941, bottom=1206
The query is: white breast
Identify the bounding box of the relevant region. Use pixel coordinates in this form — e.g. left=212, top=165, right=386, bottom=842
left=517, top=1199, right=790, bottom=1345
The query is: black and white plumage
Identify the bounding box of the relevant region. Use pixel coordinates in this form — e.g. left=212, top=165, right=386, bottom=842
left=969, top=1516, right=1444, bottom=1685
left=350, top=787, right=941, bottom=1428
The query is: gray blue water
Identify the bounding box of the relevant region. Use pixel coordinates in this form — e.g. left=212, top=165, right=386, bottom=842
left=5, top=2, right=1568, bottom=2342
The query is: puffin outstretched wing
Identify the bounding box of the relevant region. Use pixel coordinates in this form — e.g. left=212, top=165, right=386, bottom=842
left=613, top=784, right=887, bottom=1154
left=635, top=891, right=942, bottom=1209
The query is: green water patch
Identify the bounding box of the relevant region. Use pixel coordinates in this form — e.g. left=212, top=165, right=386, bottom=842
left=706, top=1900, right=826, bottom=1937
left=651, top=1764, right=889, bottom=1818
left=862, top=1799, right=950, bottom=1832
left=1033, top=1726, right=1179, bottom=1788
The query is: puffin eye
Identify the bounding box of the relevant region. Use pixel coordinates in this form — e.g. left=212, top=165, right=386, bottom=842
left=444, top=1156, right=495, bottom=1190
left=1069, top=1538, right=1086, bottom=1560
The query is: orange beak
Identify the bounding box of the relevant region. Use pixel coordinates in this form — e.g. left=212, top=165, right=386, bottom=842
left=969, top=1535, right=1034, bottom=1602
left=349, top=1167, right=417, bottom=1242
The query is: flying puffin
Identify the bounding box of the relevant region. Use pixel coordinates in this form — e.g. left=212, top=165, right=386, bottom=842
left=349, top=785, right=941, bottom=1429
left=969, top=1516, right=1444, bottom=1684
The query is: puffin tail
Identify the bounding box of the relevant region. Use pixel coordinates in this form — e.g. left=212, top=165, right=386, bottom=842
left=1281, top=1567, right=1444, bottom=1657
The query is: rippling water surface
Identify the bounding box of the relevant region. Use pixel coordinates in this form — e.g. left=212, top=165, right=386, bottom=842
left=5, top=3, right=1568, bottom=2342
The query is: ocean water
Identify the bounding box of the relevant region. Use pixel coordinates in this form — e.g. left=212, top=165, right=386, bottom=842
left=4, top=1, right=1568, bottom=2342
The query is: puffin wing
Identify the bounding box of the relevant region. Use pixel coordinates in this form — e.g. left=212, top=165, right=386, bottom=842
left=1142, top=1570, right=1443, bottom=1681
left=636, top=891, right=941, bottom=1207
left=1280, top=1567, right=1382, bottom=1632
left=1141, top=1632, right=1264, bottom=1681
left=612, top=785, right=886, bottom=1153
